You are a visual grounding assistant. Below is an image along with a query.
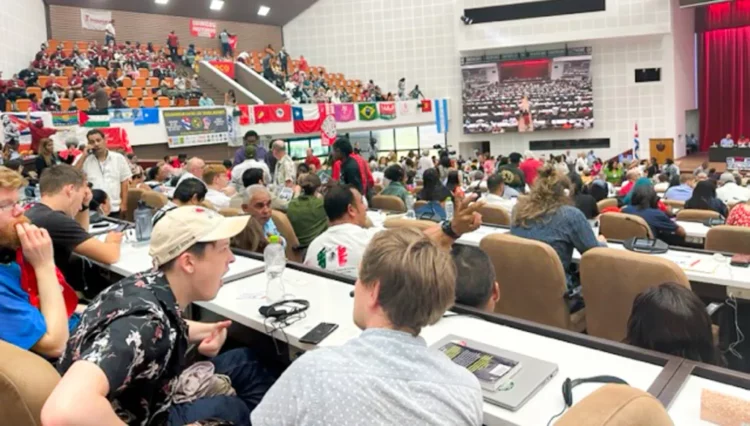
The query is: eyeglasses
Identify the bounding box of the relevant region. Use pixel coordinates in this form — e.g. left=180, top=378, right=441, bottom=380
left=0, top=201, right=21, bottom=212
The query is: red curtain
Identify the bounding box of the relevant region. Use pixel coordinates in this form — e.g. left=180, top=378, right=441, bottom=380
left=698, top=26, right=750, bottom=150
left=696, top=0, right=750, bottom=32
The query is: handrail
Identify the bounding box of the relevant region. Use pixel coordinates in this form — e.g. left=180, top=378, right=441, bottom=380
left=199, top=60, right=263, bottom=105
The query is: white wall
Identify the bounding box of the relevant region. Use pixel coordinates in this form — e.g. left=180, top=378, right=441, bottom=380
left=0, top=0, right=47, bottom=76
left=284, top=0, right=696, bottom=161
left=669, top=0, right=697, bottom=159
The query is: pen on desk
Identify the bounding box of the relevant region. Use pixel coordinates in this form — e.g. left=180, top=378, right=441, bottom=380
left=689, top=259, right=701, bottom=267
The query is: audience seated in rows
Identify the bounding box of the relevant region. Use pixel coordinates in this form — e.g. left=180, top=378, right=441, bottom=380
left=42, top=207, right=275, bottom=426
left=0, top=167, right=79, bottom=359
left=685, top=180, right=728, bottom=217
left=510, top=166, right=606, bottom=292
left=379, top=164, right=410, bottom=205
left=252, top=227, right=483, bottom=425
left=622, top=185, right=686, bottom=245
left=26, top=165, right=122, bottom=293
left=664, top=174, right=696, bottom=201
left=152, top=177, right=207, bottom=225
left=626, top=282, right=723, bottom=366
left=286, top=174, right=328, bottom=248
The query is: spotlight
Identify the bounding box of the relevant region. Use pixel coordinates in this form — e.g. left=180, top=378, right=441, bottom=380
left=460, top=15, right=473, bottom=25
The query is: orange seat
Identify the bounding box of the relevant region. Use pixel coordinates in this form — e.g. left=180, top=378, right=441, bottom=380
left=131, top=87, right=143, bottom=99
left=126, top=97, right=140, bottom=108
left=76, top=41, right=88, bottom=51
left=95, top=67, right=108, bottom=78
left=135, top=78, right=147, bottom=88
left=105, top=87, right=112, bottom=97
left=62, top=48, right=73, bottom=58
left=59, top=98, right=71, bottom=111
left=148, top=77, right=159, bottom=87
left=26, top=87, right=42, bottom=100
left=5, top=100, right=10, bottom=111
left=163, top=77, right=173, bottom=88
left=74, top=98, right=90, bottom=111
left=177, top=47, right=184, bottom=56
left=15, top=99, right=31, bottom=112
left=157, top=96, right=171, bottom=108
left=152, top=44, right=162, bottom=53
left=54, top=76, right=69, bottom=88
left=48, top=40, right=59, bottom=50
left=141, top=97, right=155, bottom=108
left=175, top=98, right=187, bottom=107
left=63, top=66, right=74, bottom=78
left=37, top=75, right=49, bottom=87
left=138, top=68, right=149, bottom=79
left=62, top=40, right=73, bottom=50
left=121, top=77, right=132, bottom=88
left=117, top=87, right=129, bottom=99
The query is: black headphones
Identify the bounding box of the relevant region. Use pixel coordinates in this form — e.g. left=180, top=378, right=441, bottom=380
left=259, top=299, right=310, bottom=320
left=562, top=375, right=628, bottom=407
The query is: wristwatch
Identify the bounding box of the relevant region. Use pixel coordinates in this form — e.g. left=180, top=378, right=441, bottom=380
left=441, top=220, right=460, bottom=240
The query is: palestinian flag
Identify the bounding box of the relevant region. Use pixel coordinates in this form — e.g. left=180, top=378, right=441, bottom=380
left=78, top=111, right=110, bottom=128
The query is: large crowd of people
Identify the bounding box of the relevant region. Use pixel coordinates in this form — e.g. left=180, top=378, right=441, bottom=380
left=0, top=130, right=749, bottom=424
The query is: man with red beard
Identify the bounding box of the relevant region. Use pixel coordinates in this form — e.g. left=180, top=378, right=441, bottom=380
left=0, top=167, right=74, bottom=358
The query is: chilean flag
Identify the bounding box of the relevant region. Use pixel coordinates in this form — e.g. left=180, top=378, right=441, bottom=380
left=292, top=104, right=328, bottom=134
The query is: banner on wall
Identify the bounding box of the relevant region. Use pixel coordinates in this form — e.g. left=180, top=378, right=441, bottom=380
left=334, top=104, right=355, bottom=122
left=52, top=112, right=79, bottom=127
left=209, top=61, right=235, bottom=78
left=163, top=108, right=230, bottom=148
left=379, top=102, right=396, bottom=120
left=190, top=19, right=217, bottom=38
left=229, top=35, right=238, bottom=51
left=254, top=105, right=291, bottom=124
left=81, top=9, right=112, bottom=31
left=358, top=103, right=378, bottom=121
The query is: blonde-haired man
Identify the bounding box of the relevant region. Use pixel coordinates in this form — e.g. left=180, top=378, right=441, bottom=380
left=253, top=228, right=484, bottom=425
left=203, top=164, right=233, bottom=209
left=0, top=167, right=71, bottom=358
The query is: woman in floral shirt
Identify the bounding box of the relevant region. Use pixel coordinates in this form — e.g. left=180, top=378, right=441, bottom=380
left=727, top=202, right=750, bottom=227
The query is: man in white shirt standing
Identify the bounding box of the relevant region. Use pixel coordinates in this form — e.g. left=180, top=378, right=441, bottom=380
left=417, top=149, right=434, bottom=179
left=104, top=20, right=116, bottom=46
left=271, top=140, right=295, bottom=188
left=76, top=129, right=132, bottom=218
left=482, top=173, right=516, bottom=212
left=231, top=145, right=271, bottom=191
left=717, top=172, right=750, bottom=203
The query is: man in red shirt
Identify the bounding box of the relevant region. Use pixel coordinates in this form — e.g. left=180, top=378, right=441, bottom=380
left=24, top=111, right=57, bottom=154
left=331, top=152, right=374, bottom=196
left=617, top=169, right=640, bottom=197
left=68, top=71, right=83, bottom=99
left=298, top=55, right=309, bottom=73
left=304, top=148, right=321, bottom=172
left=167, top=30, right=179, bottom=63
left=518, top=151, right=544, bottom=186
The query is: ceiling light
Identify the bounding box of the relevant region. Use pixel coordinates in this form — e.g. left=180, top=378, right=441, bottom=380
left=258, top=5, right=270, bottom=16
left=210, top=0, right=225, bottom=11
left=155, top=0, right=169, bottom=4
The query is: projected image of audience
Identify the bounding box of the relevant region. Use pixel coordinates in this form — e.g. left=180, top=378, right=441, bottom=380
left=462, top=55, right=593, bottom=134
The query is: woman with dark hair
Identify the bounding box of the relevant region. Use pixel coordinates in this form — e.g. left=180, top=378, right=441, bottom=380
left=646, top=157, right=660, bottom=178
left=436, top=155, right=451, bottom=183
left=571, top=177, right=598, bottom=220
left=88, top=189, right=111, bottom=223
left=445, top=170, right=464, bottom=198
left=685, top=180, right=728, bottom=217
left=604, top=159, right=623, bottom=185
left=588, top=180, right=609, bottom=202
left=152, top=178, right=207, bottom=225
left=622, top=184, right=686, bottom=244
left=415, top=168, right=452, bottom=220
left=380, top=164, right=409, bottom=204
left=511, top=165, right=606, bottom=290
left=623, top=177, right=670, bottom=213
left=626, top=283, right=723, bottom=366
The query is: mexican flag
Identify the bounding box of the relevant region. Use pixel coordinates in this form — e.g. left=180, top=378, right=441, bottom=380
left=78, top=111, right=110, bottom=128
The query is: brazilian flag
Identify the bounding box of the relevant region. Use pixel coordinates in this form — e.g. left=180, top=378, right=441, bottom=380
left=358, top=103, right=378, bottom=121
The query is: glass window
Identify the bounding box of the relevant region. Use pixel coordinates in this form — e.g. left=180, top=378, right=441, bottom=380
left=395, top=127, right=419, bottom=151
left=418, top=125, right=444, bottom=152
left=348, top=131, right=374, bottom=158
left=372, top=129, right=395, bottom=153
left=310, top=138, right=329, bottom=157
left=289, top=139, right=309, bottom=160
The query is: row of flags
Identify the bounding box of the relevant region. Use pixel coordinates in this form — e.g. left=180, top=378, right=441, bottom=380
left=52, top=109, right=161, bottom=128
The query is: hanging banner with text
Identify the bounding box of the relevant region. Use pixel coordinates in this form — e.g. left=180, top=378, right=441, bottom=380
left=209, top=60, right=235, bottom=78
left=190, top=19, right=217, bottom=38
left=163, top=108, right=230, bottom=148
left=81, top=9, right=112, bottom=31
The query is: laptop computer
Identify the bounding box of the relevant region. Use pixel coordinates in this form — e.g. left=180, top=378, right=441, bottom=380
left=431, top=335, right=558, bottom=411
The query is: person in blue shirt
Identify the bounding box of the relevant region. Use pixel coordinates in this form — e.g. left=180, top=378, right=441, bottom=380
left=622, top=184, right=686, bottom=245
left=0, top=167, right=73, bottom=358
left=664, top=174, right=696, bottom=201
left=720, top=133, right=734, bottom=148
left=510, top=165, right=606, bottom=291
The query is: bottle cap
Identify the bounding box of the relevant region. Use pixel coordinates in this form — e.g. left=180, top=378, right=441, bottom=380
left=269, top=235, right=280, bottom=244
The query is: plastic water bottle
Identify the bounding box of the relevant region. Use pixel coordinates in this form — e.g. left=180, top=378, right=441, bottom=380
left=405, top=194, right=416, bottom=219
left=445, top=198, right=454, bottom=221
left=33, top=184, right=41, bottom=202
left=134, top=201, right=153, bottom=242
left=264, top=235, right=286, bottom=302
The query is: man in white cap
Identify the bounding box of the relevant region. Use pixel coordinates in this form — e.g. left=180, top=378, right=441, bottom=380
left=43, top=206, right=275, bottom=426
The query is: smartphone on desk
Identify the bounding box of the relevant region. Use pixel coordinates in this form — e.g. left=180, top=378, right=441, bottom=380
left=299, top=323, right=339, bottom=345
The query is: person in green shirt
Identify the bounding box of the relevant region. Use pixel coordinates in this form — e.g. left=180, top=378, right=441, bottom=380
left=286, top=173, right=328, bottom=247
left=604, top=159, right=624, bottom=185
left=496, top=152, right=527, bottom=193
left=379, top=164, right=410, bottom=205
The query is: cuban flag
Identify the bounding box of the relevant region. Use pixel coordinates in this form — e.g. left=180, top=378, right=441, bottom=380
left=634, top=122, right=640, bottom=160
left=434, top=99, right=449, bottom=134
left=181, top=117, right=192, bottom=131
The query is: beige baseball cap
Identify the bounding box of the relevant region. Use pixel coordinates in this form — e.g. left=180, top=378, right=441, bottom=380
left=149, top=206, right=249, bottom=268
